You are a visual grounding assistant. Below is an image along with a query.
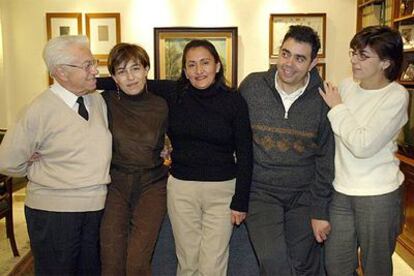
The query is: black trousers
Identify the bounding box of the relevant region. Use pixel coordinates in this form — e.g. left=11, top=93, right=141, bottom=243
left=25, top=206, right=103, bottom=276
left=246, top=190, right=323, bottom=276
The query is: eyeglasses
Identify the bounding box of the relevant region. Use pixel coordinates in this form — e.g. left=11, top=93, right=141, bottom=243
left=349, top=50, right=378, bottom=61
left=60, top=59, right=99, bottom=72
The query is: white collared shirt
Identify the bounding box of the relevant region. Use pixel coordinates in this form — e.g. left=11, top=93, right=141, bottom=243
left=275, top=71, right=310, bottom=119
left=50, top=82, right=89, bottom=113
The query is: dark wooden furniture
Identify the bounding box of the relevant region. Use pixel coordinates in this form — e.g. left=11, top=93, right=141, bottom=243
left=356, top=0, right=387, bottom=31
left=396, top=153, right=414, bottom=269
left=356, top=1, right=414, bottom=267
left=392, top=0, right=414, bottom=88
left=0, top=174, right=19, bottom=256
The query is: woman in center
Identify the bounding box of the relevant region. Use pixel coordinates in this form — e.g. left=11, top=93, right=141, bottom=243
left=100, top=43, right=169, bottom=275
left=165, top=39, right=252, bottom=275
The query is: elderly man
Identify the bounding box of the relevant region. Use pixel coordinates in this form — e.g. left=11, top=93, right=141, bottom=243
left=239, top=25, right=334, bottom=275
left=0, top=35, right=111, bottom=275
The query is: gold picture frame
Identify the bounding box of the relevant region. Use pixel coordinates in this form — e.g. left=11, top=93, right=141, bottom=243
left=85, top=13, right=121, bottom=65
left=154, top=27, right=238, bottom=88
left=46, top=13, right=82, bottom=40
left=46, top=13, right=82, bottom=84
left=316, top=63, right=326, bottom=80
left=269, top=13, right=326, bottom=59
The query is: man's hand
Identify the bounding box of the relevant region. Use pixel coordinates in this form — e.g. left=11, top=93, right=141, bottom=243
left=231, top=210, right=247, bottom=226
left=311, top=219, right=331, bottom=243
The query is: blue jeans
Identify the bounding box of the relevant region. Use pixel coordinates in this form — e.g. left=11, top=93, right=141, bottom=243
left=325, top=188, right=402, bottom=276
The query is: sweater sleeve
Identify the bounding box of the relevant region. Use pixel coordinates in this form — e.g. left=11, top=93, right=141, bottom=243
left=97, top=77, right=116, bottom=90
left=96, top=77, right=177, bottom=100
left=327, top=83, right=409, bottom=158
left=311, top=103, right=335, bottom=220
left=230, top=93, right=253, bottom=212
left=147, top=80, right=177, bottom=99
left=0, top=108, right=38, bottom=177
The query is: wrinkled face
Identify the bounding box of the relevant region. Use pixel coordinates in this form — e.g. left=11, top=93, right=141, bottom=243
left=112, top=59, right=148, bottom=95
left=59, top=45, right=99, bottom=96
left=350, top=46, right=389, bottom=84
left=276, top=38, right=317, bottom=92
left=184, top=46, right=220, bottom=90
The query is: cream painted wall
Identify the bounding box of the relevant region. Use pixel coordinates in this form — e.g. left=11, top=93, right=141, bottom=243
left=0, top=0, right=356, bottom=128
left=0, top=0, right=8, bottom=129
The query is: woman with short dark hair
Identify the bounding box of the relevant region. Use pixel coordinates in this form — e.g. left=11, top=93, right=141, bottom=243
left=320, top=26, right=409, bottom=276
left=100, top=43, right=168, bottom=276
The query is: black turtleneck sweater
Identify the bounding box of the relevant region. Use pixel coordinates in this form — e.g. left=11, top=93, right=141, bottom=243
left=97, top=79, right=253, bottom=212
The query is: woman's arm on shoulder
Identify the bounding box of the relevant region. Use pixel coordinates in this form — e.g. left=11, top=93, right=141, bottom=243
left=96, top=77, right=177, bottom=100
left=97, top=77, right=116, bottom=90
left=148, top=79, right=177, bottom=99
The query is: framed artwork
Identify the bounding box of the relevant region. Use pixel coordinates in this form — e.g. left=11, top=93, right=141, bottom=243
left=46, top=13, right=82, bottom=40
left=316, top=63, right=326, bottom=80
left=46, top=13, right=82, bottom=85
left=154, top=27, right=238, bottom=88
left=399, top=24, right=414, bottom=50
left=85, top=13, right=121, bottom=65
left=269, top=13, right=326, bottom=59
left=401, top=64, right=414, bottom=82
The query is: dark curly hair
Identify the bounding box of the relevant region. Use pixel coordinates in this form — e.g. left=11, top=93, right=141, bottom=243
left=282, top=25, right=321, bottom=60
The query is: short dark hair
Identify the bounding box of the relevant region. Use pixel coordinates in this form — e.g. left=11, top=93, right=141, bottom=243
left=350, top=25, right=403, bottom=81
left=281, top=25, right=321, bottom=60
left=107, top=43, right=150, bottom=75
left=178, top=39, right=229, bottom=89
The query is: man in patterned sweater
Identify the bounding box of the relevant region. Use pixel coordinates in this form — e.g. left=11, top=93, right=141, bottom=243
left=239, top=25, right=334, bottom=275
left=0, top=35, right=112, bottom=275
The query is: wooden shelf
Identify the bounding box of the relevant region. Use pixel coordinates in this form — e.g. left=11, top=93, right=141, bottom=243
left=358, top=0, right=384, bottom=9
left=399, top=81, right=414, bottom=86
left=394, top=14, right=414, bottom=23
left=397, top=152, right=414, bottom=166
left=396, top=151, right=414, bottom=270
left=399, top=80, right=414, bottom=86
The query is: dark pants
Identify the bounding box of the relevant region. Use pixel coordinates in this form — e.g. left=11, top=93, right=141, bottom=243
left=100, top=168, right=167, bottom=276
left=25, top=206, right=103, bottom=276
left=246, top=190, right=322, bottom=276
left=325, top=189, right=402, bottom=276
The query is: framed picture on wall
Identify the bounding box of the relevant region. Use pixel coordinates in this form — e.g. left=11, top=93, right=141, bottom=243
left=154, top=27, right=238, bottom=88
left=46, top=13, right=82, bottom=40
left=85, top=13, right=121, bottom=65
left=46, top=13, right=82, bottom=85
left=399, top=24, right=414, bottom=50
left=269, top=13, right=326, bottom=59
left=401, top=64, right=414, bottom=82
left=316, top=63, right=326, bottom=80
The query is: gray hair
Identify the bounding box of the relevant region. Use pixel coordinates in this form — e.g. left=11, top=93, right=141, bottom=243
left=43, top=35, right=89, bottom=74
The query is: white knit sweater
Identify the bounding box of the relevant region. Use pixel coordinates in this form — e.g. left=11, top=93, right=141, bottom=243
left=0, top=89, right=112, bottom=211
left=328, top=78, right=409, bottom=196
